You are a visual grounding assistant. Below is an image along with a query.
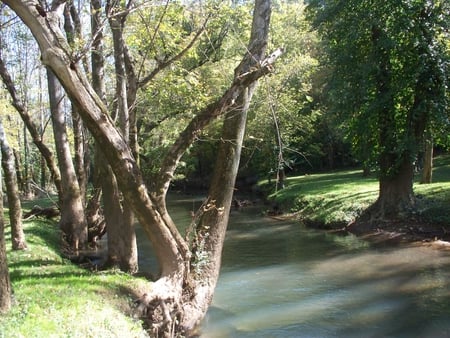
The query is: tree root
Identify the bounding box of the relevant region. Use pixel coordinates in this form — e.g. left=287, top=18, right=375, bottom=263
left=134, top=292, right=183, bottom=338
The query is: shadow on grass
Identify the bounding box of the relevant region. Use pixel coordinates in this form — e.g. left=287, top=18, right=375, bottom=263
left=23, top=219, right=61, bottom=251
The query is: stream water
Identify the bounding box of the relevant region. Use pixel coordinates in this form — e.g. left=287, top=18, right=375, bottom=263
left=135, top=196, right=450, bottom=338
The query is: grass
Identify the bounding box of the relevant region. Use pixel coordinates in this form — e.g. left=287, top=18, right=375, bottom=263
left=1, top=215, right=150, bottom=338
left=262, top=155, right=450, bottom=228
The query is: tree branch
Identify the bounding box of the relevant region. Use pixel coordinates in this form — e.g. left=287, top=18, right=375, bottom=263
left=137, top=15, right=210, bottom=88
left=156, top=46, right=283, bottom=198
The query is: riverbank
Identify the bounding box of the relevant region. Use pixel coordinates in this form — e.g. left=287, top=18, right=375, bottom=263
left=261, top=155, right=450, bottom=246
left=0, top=217, right=150, bottom=337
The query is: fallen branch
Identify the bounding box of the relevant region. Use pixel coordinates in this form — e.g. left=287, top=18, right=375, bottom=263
left=23, top=205, right=60, bottom=220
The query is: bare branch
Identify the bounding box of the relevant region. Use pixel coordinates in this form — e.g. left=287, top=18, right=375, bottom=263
left=137, top=15, right=210, bottom=88
left=50, top=0, right=66, bottom=12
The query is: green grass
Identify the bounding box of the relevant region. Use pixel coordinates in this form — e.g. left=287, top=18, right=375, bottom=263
left=262, top=155, right=450, bottom=228
left=1, top=217, right=150, bottom=338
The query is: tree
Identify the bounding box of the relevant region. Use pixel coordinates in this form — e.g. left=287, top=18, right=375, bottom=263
left=4, top=0, right=280, bottom=334
left=307, top=0, right=449, bottom=218
left=47, top=69, right=87, bottom=250
left=0, top=152, right=11, bottom=313
left=0, top=120, right=27, bottom=250
left=0, top=52, right=63, bottom=198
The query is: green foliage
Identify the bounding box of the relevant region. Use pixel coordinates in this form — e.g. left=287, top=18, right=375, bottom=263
left=125, top=1, right=253, bottom=182
left=0, top=99, right=25, bottom=156
left=306, top=0, right=449, bottom=175
left=0, top=217, right=149, bottom=337
left=244, top=2, right=327, bottom=178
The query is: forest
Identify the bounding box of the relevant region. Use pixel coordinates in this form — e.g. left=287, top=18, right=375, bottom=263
left=0, top=0, right=449, bottom=337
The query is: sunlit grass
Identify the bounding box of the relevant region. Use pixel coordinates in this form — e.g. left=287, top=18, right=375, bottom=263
left=1, top=218, right=150, bottom=338
left=261, top=155, right=450, bottom=227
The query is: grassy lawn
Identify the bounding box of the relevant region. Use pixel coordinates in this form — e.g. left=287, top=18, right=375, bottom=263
left=1, top=215, right=150, bottom=338
left=262, top=155, right=450, bottom=228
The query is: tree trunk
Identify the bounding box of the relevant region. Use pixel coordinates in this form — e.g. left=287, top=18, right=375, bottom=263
left=180, top=0, right=271, bottom=332
left=47, top=68, right=87, bottom=250
left=0, top=163, right=11, bottom=313
left=99, top=151, right=138, bottom=273
left=5, top=1, right=278, bottom=334
left=105, top=1, right=138, bottom=272
left=421, top=138, right=433, bottom=184
left=72, top=107, right=88, bottom=206
left=0, top=53, right=62, bottom=197
left=182, top=83, right=259, bottom=333
left=370, top=24, right=415, bottom=218
left=376, top=155, right=415, bottom=217
left=0, top=121, right=27, bottom=250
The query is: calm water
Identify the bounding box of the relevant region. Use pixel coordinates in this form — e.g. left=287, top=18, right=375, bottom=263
left=136, top=196, right=450, bottom=338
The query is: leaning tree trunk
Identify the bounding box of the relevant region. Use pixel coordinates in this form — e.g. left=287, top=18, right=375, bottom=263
left=5, top=1, right=279, bottom=335
left=182, top=83, right=259, bottom=332
left=0, top=163, right=11, bottom=314
left=180, top=0, right=271, bottom=333
left=0, top=121, right=27, bottom=250
left=47, top=69, right=87, bottom=250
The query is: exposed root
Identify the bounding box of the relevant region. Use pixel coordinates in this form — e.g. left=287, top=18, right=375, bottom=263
left=134, top=293, right=183, bottom=338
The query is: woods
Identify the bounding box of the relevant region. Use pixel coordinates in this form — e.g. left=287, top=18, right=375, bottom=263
left=0, top=0, right=448, bottom=336
left=1, top=0, right=280, bottom=335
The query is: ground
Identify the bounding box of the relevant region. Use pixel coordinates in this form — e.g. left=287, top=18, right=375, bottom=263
left=346, top=218, right=450, bottom=248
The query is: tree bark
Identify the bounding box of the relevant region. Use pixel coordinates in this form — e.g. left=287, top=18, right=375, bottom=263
left=105, top=0, right=138, bottom=272
left=371, top=24, right=415, bottom=217
left=180, top=0, right=271, bottom=332
left=47, top=68, right=87, bottom=250
left=4, top=1, right=278, bottom=334
left=72, top=107, right=88, bottom=206
left=0, top=54, right=62, bottom=197
left=99, top=151, right=138, bottom=273
left=0, top=121, right=27, bottom=250
left=421, top=138, right=433, bottom=184
left=0, top=162, right=11, bottom=313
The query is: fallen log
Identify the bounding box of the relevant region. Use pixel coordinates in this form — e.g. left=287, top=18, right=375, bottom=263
left=23, top=205, right=60, bottom=220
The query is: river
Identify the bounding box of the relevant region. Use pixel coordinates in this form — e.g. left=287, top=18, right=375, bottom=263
left=136, top=195, right=450, bottom=338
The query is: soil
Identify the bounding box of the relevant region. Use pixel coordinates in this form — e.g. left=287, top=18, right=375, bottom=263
left=332, top=217, right=450, bottom=249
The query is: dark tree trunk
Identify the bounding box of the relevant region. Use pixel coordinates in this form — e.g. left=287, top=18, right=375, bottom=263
left=47, top=69, right=87, bottom=250
left=377, top=156, right=415, bottom=217
left=371, top=24, right=415, bottom=217
left=0, top=169, right=11, bottom=313
left=0, top=121, right=27, bottom=250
